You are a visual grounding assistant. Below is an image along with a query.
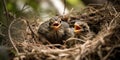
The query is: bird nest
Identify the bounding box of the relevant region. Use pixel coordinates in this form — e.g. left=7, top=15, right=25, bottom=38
left=5, top=3, right=120, bottom=60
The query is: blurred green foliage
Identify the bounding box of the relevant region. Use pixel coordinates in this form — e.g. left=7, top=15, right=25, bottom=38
left=0, top=0, right=85, bottom=22
left=27, top=0, right=39, bottom=11
left=6, top=0, right=18, bottom=13
left=0, top=0, right=85, bottom=37
left=66, top=0, right=85, bottom=9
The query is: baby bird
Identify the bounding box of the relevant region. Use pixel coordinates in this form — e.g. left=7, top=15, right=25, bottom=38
left=74, top=21, right=95, bottom=40
left=38, top=16, right=73, bottom=44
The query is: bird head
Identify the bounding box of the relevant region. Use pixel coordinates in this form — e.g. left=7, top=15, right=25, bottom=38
left=74, top=21, right=89, bottom=34
left=49, top=17, right=62, bottom=31
left=74, top=22, right=82, bottom=34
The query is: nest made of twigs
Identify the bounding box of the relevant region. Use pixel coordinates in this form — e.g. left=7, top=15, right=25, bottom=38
left=5, top=3, right=120, bottom=60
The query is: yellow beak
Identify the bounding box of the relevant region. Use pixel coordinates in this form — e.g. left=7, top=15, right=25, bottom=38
left=74, top=24, right=81, bottom=33
left=52, top=21, right=61, bottom=30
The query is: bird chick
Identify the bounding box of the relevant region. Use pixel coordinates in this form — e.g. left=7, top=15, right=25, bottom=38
left=65, top=21, right=95, bottom=48
left=74, top=21, right=95, bottom=40
left=38, top=16, right=73, bottom=44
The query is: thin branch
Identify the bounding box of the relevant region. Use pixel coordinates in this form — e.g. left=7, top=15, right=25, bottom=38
left=8, top=19, right=19, bottom=55
left=63, top=0, right=66, bottom=15
left=2, top=0, right=9, bottom=26
left=102, top=46, right=114, bottom=60
left=65, top=38, right=86, bottom=43
left=109, top=13, right=120, bottom=27
left=25, top=20, right=38, bottom=43
left=16, top=45, right=81, bottom=57
left=21, top=3, right=27, bottom=12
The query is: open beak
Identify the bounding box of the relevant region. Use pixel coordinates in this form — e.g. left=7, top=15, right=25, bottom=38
left=74, top=24, right=81, bottom=33
left=52, top=21, right=61, bottom=30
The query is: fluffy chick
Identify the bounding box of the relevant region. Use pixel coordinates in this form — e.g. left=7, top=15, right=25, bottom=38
left=74, top=21, right=95, bottom=40
left=38, top=16, right=73, bottom=44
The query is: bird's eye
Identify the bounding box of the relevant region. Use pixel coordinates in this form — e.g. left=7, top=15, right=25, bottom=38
left=59, top=20, right=61, bottom=23
left=82, top=25, right=86, bottom=29
left=49, top=19, right=54, bottom=25
left=50, top=19, right=54, bottom=23
left=49, top=22, right=52, bottom=25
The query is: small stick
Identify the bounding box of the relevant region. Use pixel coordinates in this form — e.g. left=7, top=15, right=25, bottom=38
left=25, top=20, right=38, bottom=43
left=8, top=19, right=19, bottom=55
left=2, top=0, right=9, bottom=26
left=63, top=0, right=66, bottom=15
